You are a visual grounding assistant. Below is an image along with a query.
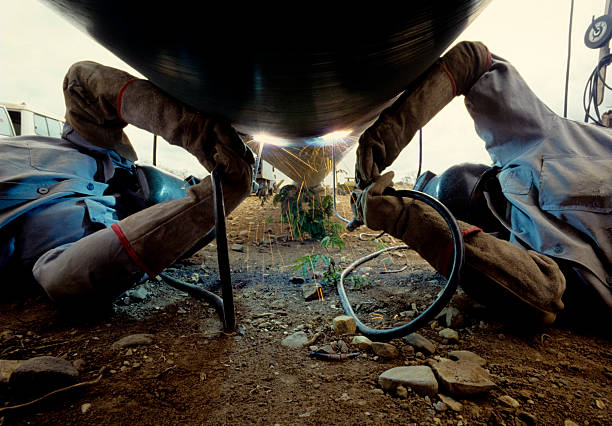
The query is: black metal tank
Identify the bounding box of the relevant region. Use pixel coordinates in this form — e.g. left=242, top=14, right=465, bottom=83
left=42, top=0, right=490, bottom=139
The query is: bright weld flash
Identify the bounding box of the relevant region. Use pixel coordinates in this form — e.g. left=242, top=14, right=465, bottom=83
left=252, top=133, right=286, bottom=146
left=321, top=129, right=352, bottom=141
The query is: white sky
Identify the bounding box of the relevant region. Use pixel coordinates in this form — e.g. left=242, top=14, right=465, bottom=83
left=1, top=0, right=609, bottom=182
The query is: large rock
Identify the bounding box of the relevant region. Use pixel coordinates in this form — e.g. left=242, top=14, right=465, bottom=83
left=430, top=360, right=495, bottom=396
left=372, top=342, right=399, bottom=359
left=378, top=366, right=438, bottom=396
left=448, top=350, right=486, bottom=367
left=403, top=333, right=435, bottom=354
left=332, top=315, right=356, bottom=335
left=281, top=331, right=310, bottom=349
left=111, top=334, right=154, bottom=350
left=9, top=356, right=79, bottom=398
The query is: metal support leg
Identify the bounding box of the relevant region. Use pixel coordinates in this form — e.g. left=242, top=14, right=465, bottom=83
left=159, top=167, right=236, bottom=332
left=212, top=168, right=235, bottom=331
left=332, top=138, right=350, bottom=224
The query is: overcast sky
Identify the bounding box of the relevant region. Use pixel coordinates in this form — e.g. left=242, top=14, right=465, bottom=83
left=1, top=0, right=609, bottom=182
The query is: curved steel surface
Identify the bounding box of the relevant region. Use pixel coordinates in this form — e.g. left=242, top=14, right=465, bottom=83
left=43, top=1, right=490, bottom=139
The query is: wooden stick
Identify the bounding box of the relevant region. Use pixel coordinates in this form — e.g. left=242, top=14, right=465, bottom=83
left=0, top=374, right=102, bottom=414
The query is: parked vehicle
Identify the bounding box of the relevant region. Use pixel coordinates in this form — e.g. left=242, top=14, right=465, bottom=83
left=0, top=102, right=64, bottom=138
left=0, top=105, right=16, bottom=137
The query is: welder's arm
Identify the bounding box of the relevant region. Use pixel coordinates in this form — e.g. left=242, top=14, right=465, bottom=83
left=350, top=172, right=565, bottom=326
left=355, top=41, right=491, bottom=189
left=63, top=61, right=253, bottom=174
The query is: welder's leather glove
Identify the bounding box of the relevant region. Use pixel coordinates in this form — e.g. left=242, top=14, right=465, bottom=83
left=349, top=172, right=396, bottom=230
left=118, top=78, right=254, bottom=177
left=63, top=61, right=254, bottom=177
left=180, top=114, right=255, bottom=179
left=355, top=41, right=491, bottom=189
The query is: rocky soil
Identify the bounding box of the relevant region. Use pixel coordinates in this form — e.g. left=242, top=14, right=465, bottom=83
left=0, top=195, right=611, bottom=425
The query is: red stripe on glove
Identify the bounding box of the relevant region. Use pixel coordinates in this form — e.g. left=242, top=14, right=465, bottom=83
left=111, top=223, right=156, bottom=278
left=116, top=79, right=141, bottom=123
left=441, top=226, right=482, bottom=276
left=438, top=62, right=457, bottom=97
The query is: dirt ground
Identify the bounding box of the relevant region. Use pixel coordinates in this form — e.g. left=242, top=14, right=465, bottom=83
left=1, top=194, right=611, bottom=425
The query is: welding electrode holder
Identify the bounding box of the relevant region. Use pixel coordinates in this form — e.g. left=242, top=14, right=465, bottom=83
left=338, top=187, right=465, bottom=341
left=159, top=167, right=236, bottom=331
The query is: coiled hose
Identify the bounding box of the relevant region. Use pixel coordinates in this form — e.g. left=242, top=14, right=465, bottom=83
left=337, top=188, right=465, bottom=341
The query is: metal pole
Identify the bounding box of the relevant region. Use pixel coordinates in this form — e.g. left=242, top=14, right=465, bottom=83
left=212, top=168, right=235, bottom=331
left=153, top=134, right=157, bottom=166
left=332, top=138, right=350, bottom=223
left=563, top=0, right=574, bottom=118
left=596, top=0, right=612, bottom=105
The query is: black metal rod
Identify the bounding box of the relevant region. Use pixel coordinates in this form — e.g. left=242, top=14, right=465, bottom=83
left=332, top=138, right=350, bottom=223
left=212, top=168, right=235, bottom=331
left=563, top=0, right=574, bottom=118
left=337, top=188, right=464, bottom=341
left=153, top=134, right=157, bottom=166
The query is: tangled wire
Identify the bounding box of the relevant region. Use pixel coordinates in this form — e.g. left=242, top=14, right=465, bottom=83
left=583, top=53, right=612, bottom=125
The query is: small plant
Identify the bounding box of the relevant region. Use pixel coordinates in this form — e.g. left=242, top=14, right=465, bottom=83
left=374, top=237, right=388, bottom=251
left=321, top=232, right=345, bottom=251
left=291, top=228, right=370, bottom=290
left=346, top=274, right=369, bottom=290
left=292, top=254, right=333, bottom=284
left=265, top=215, right=274, bottom=223
left=273, top=185, right=338, bottom=240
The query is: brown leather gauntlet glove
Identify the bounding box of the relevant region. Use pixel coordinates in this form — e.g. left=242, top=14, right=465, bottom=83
left=63, top=61, right=254, bottom=173
left=355, top=41, right=491, bottom=189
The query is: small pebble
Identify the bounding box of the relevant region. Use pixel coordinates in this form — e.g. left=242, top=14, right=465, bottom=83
left=372, top=342, right=399, bottom=359
left=396, top=385, right=408, bottom=399
left=498, top=395, right=520, bottom=408
left=332, top=316, right=357, bottom=335
left=438, top=328, right=459, bottom=342
left=111, top=334, right=154, bottom=350
left=438, top=394, right=463, bottom=412
left=433, top=401, right=446, bottom=412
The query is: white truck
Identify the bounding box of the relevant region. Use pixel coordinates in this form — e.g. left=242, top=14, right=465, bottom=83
left=0, top=105, right=16, bottom=137
left=0, top=102, right=64, bottom=138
